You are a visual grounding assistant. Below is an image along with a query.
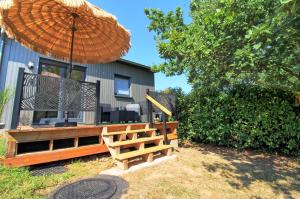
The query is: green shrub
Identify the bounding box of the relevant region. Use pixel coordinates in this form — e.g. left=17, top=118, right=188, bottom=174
left=179, top=84, right=300, bottom=155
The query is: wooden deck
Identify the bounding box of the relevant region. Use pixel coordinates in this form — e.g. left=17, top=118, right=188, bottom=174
left=1, top=122, right=178, bottom=167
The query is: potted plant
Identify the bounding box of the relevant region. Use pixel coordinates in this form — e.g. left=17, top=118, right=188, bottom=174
left=0, top=88, right=12, bottom=129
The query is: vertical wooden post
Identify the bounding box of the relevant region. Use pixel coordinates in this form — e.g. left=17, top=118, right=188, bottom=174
left=10, top=68, right=25, bottom=129
left=49, top=140, right=54, bottom=151
left=94, top=80, right=101, bottom=125
left=74, top=137, right=79, bottom=147
left=146, top=153, right=154, bottom=162
left=5, top=135, right=16, bottom=158
left=146, top=89, right=150, bottom=123
left=162, top=113, right=169, bottom=145
left=174, top=95, right=178, bottom=121
left=146, top=89, right=153, bottom=128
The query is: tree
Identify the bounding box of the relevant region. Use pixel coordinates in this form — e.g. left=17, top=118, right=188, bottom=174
left=145, top=0, right=300, bottom=91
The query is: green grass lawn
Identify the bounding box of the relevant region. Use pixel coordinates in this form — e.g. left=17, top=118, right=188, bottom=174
left=0, top=155, right=113, bottom=199
left=0, top=136, right=5, bottom=157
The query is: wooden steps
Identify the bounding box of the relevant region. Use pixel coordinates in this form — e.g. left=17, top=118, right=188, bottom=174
left=102, top=128, right=157, bottom=136
left=115, top=145, right=172, bottom=161
left=101, top=124, right=173, bottom=170
left=109, top=136, right=163, bottom=147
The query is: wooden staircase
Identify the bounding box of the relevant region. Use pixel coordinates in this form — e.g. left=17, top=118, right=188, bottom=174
left=102, top=124, right=173, bottom=170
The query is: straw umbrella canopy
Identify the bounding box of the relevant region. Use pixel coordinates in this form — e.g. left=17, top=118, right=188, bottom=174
left=0, top=0, right=131, bottom=77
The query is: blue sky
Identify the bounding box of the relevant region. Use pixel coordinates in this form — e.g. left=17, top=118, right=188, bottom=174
left=90, top=0, right=192, bottom=93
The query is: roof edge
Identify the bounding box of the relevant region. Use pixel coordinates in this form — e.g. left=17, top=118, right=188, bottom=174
left=117, top=59, right=153, bottom=72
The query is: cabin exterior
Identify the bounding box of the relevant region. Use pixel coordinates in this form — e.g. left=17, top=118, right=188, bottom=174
left=0, top=34, right=178, bottom=169
left=0, top=35, right=155, bottom=129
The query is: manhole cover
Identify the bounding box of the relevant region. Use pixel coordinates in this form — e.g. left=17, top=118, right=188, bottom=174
left=30, top=164, right=68, bottom=176
left=51, top=178, right=117, bottom=199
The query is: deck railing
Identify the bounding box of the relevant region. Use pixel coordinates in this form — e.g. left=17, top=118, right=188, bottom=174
left=11, top=68, right=101, bottom=129
left=146, top=89, right=176, bottom=144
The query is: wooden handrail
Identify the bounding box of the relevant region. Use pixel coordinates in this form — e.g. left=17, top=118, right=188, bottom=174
left=145, top=94, right=172, bottom=116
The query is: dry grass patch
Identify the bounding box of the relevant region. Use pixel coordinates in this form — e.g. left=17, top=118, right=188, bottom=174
left=122, top=144, right=300, bottom=199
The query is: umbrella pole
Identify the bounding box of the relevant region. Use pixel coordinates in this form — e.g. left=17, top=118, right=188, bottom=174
left=65, top=13, right=78, bottom=123
left=67, top=13, right=77, bottom=79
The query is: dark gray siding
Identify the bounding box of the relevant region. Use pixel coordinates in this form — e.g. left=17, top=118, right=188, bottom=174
left=85, top=62, right=154, bottom=123
left=0, top=39, right=154, bottom=128
left=0, top=39, right=40, bottom=128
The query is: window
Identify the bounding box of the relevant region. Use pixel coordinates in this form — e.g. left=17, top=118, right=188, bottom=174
left=115, top=75, right=131, bottom=97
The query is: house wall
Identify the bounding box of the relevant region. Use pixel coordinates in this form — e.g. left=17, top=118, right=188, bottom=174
left=0, top=38, right=154, bottom=129
left=0, top=39, right=40, bottom=129
left=84, top=62, right=154, bottom=123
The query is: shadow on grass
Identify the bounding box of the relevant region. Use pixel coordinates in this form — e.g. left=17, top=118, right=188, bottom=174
left=26, top=153, right=113, bottom=177
left=185, top=143, right=300, bottom=199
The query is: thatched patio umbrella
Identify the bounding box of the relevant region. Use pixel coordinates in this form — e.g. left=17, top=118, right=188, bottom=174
left=0, top=0, right=131, bottom=78
left=0, top=0, right=130, bottom=124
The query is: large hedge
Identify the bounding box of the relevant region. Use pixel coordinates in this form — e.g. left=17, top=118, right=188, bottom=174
left=176, top=85, right=300, bottom=155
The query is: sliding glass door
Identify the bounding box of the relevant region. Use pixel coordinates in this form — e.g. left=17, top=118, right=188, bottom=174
left=33, top=58, right=86, bottom=125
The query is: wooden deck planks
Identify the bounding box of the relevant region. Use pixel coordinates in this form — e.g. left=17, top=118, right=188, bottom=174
left=2, top=144, right=108, bottom=167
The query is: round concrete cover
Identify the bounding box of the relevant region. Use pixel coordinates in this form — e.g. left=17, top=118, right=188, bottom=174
left=49, top=175, right=128, bottom=199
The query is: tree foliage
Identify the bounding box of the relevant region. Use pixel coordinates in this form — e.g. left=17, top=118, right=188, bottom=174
left=145, top=0, right=300, bottom=90
left=145, top=0, right=300, bottom=155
